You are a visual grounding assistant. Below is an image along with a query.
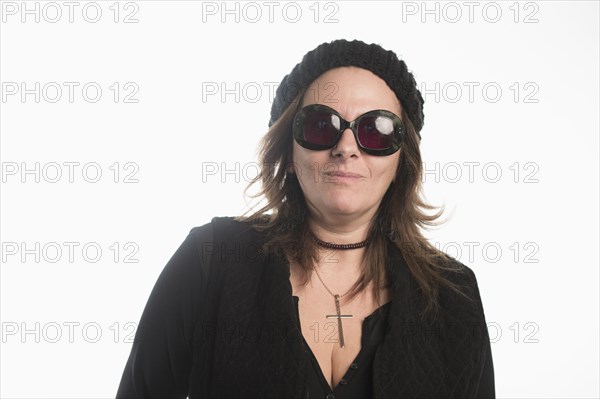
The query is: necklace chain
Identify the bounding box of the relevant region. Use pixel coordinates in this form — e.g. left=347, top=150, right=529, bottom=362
left=312, top=235, right=368, bottom=297
left=313, top=266, right=354, bottom=299
left=310, top=235, right=366, bottom=349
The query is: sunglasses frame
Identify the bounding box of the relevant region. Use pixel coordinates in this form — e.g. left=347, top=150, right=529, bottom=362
left=292, top=103, right=405, bottom=156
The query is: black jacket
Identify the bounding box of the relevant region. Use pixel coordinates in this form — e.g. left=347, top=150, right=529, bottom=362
left=117, top=216, right=495, bottom=398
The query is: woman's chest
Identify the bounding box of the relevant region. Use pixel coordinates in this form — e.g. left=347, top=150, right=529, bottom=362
left=297, top=297, right=365, bottom=389
left=290, top=270, right=391, bottom=390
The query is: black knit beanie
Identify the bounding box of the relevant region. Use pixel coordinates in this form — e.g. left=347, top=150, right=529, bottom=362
left=268, top=39, right=425, bottom=138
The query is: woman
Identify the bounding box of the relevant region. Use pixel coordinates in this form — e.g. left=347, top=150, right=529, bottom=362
left=116, top=39, right=495, bottom=398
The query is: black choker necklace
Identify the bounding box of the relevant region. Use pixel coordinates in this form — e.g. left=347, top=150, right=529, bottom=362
left=314, top=237, right=369, bottom=250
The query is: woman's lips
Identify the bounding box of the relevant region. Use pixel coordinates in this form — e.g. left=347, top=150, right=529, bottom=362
left=324, top=171, right=364, bottom=182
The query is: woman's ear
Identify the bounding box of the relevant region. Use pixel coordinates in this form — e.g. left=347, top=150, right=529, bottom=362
left=286, top=161, right=298, bottom=178
left=286, top=148, right=296, bottom=173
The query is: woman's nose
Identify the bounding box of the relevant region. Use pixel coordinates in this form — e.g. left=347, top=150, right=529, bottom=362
left=331, top=128, right=359, bottom=158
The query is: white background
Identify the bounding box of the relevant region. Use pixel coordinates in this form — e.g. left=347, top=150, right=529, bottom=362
left=1, top=1, right=598, bottom=398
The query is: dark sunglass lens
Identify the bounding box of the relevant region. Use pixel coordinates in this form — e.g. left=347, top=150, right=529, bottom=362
left=357, top=116, right=395, bottom=150
left=303, top=110, right=341, bottom=146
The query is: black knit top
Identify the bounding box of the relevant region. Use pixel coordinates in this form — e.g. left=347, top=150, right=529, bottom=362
left=116, top=218, right=496, bottom=398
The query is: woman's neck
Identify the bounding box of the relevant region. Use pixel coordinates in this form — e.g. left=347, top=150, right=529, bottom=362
left=307, top=213, right=373, bottom=245
left=307, top=215, right=372, bottom=275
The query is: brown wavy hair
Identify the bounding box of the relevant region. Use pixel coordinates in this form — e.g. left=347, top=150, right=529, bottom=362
left=236, top=87, right=472, bottom=319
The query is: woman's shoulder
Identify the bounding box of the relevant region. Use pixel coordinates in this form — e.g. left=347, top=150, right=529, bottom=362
left=434, top=255, right=486, bottom=315
left=189, top=215, right=270, bottom=237
left=186, top=215, right=272, bottom=257
left=440, top=257, right=479, bottom=286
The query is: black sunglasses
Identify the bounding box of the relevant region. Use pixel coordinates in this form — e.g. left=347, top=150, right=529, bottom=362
left=292, top=104, right=405, bottom=156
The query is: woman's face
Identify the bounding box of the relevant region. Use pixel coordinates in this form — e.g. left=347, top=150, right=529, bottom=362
left=291, top=66, right=402, bottom=222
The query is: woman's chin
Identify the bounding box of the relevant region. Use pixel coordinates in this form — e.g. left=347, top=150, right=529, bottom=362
left=322, top=202, right=366, bottom=217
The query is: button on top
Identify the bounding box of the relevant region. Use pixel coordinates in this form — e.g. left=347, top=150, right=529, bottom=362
left=339, top=378, right=348, bottom=386
left=326, top=394, right=335, bottom=399
left=349, top=362, right=359, bottom=370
